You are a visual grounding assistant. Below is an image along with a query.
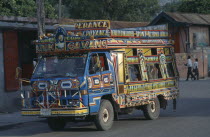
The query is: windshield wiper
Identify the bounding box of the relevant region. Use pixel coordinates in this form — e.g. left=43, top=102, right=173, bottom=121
left=32, top=76, right=46, bottom=79
left=48, top=74, right=67, bottom=78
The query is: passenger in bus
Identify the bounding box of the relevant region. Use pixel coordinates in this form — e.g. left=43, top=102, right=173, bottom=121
left=89, top=55, right=101, bottom=74
left=151, top=64, right=159, bottom=79
left=147, top=64, right=158, bottom=80
left=129, top=65, right=138, bottom=81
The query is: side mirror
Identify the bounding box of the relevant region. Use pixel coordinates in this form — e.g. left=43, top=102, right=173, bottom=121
left=15, top=67, right=22, bottom=80
left=33, top=58, right=39, bottom=68
left=33, top=60, right=37, bottom=67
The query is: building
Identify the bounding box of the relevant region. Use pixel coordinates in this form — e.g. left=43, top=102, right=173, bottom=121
left=0, top=16, right=62, bottom=112
left=150, top=12, right=210, bottom=79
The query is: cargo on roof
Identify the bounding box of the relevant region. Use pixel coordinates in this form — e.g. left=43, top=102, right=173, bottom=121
left=34, top=20, right=172, bottom=54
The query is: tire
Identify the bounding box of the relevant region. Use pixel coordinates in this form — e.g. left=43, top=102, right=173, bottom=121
left=143, top=98, right=160, bottom=120
left=47, top=117, right=66, bottom=131
left=94, top=99, right=114, bottom=131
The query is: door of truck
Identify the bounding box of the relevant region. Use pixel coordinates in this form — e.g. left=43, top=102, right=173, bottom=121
left=87, top=52, right=115, bottom=113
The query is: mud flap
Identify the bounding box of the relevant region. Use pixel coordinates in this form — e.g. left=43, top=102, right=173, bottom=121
left=173, top=99, right=176, bottom=112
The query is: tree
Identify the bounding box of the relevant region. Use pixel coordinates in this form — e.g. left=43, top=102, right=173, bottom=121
left=0, top=0, right=36, bottom=17
left=177, top=0, right=210, bottom=14
left=63, top=0, right=160, bottom=22
left=162, top=0, right=210, bottom=14
left=0, top=0, right=57, bottom=18
left=37, top=0, right=45, bottom=37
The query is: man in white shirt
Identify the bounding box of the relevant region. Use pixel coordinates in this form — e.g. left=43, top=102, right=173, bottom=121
left=186, top=56, right=196, bottom=81
left=193, top=58, right=199, bottom=80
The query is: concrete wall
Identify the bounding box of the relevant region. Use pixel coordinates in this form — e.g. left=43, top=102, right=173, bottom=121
left=175, top=52, right=208, bottom=79
left=0, top=30, right=21, bottom=113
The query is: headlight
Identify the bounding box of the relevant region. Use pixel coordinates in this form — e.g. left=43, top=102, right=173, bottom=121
left=61, top=81, right=72, bottom=89
left=38, top=82, right=48, bottom=90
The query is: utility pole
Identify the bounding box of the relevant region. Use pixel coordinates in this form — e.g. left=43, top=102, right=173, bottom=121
left=36, top=0, right=45, bottom=39
left=59, top=0, right=62, bottom=20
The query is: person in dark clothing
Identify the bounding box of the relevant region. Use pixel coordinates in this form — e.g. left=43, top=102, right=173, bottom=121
left=193, top=58, right=199, bottom=80
left=185, top=56, right=196, bottom=81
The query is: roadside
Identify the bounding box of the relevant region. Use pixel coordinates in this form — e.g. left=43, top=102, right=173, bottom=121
left=0, top=111, right=42, bottom=129
left=179, top=77, right=210, bottom=81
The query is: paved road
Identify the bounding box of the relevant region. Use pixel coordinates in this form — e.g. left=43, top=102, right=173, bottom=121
left=1, top=80, right=210, bottom=137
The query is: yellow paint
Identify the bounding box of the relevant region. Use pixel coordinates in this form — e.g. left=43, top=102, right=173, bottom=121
left=117, top=53, right=124, bottom=83
left=51, top=109, right=88, bottom=115
left=113, top=49, right=125, bottom=52
left=22, top=111, right=40, bottom=115
left=125, top=49, right=133, bottom=56
left=127, top=80, right=176, bottom=93
left=75, top=20, right=110, bottom=29
left=142, top=48, right=151, bottom=56
left=164, top=48, right=170, bottom=55
left=22, top=109, right=88, bottom=116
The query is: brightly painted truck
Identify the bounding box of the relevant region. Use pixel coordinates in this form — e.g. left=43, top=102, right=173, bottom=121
left=20, top=20, right=179, bottom=131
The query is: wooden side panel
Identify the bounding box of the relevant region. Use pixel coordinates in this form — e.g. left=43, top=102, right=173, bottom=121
left=22, top=64, right=33, bottom=79
left=179, top=27, right=188, bottom=53
left=174, top=29, right=180, bottom=53
left=3, top=31, right=19, bottom=91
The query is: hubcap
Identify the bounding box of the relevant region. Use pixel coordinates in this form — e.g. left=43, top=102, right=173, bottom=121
left=151, top=101, right=156, bottom=113
left=102, top=108, right=109, bottom=122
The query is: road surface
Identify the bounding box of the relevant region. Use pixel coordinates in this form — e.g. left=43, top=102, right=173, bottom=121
left=1, top=79, right=210, bottom=137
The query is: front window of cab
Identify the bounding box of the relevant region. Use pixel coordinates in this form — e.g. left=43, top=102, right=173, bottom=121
left=32, top=56, right=87, bottom=79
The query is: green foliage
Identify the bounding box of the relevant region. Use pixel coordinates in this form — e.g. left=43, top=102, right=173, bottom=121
left=177, top=0, right=210, bottom=14
left=0, top=0, right=36, bottom=17
left=0, top=0, right=57, bottom=18
left=63, top=0, right=160, bottom=22
left=45, top=0, right=58, bottom=18
left=162, top=0, right=210, bottom=14
left=162, top=1, right=181, bottom=12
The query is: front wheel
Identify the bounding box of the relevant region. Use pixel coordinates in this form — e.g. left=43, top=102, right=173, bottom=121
left=94, top=99, right=114, bottom=131
left=47, top=117, right=66, bottom=131
left=143, top=98, right=160, bottom=120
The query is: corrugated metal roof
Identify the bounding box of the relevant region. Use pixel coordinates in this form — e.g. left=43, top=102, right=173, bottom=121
left=0, top=16, right=148, bottom=29
left=59, top=18, right=148, bottom=29
left=165, top=12, right=210, bottom=25
left=0, top=16, right=58, bottom=24
left=110, top=21, right=148, bottom=29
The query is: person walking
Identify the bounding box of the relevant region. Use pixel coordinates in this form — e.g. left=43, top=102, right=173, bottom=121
left=193, top=58, right=199, bottom=80
left=185, top=56, right=196, bottom=81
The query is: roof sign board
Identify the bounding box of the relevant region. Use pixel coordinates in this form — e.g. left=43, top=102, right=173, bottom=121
left=75, top=20, right=110, bottom=29
left=34, top=20, right=172, bottom=53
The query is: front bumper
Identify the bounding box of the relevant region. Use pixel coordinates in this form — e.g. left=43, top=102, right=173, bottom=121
left=21, top=108, right=89, bottom=117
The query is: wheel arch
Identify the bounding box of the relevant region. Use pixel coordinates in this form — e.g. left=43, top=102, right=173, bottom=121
left=101, top=94, right=120, bottom=120
left=157, top=94, right=167, bottom=109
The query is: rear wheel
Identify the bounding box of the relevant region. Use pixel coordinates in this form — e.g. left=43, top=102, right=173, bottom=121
left=143, top=98, right=160, bottom=120
left=94, top=99, right=114, bottom=131
left=47, top=117, right=66, bottom=131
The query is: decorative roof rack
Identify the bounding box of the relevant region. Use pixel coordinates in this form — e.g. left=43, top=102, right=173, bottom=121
left=33, top=20, right=173, bottom=54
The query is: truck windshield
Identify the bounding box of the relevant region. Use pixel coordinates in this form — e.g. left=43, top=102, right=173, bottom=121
left=32, top=56, right=87, bottom=79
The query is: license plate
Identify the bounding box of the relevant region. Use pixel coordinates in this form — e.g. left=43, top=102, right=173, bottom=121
left=40, top=108, right=51, bottom=116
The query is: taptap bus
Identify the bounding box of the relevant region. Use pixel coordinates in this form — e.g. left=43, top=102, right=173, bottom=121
left=20, top=20, right=179, bottom=131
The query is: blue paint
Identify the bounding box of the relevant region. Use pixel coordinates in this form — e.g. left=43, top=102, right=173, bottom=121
left=29, top=51, right=117, bottom=114
left=86, top=52, right=116, bottom=113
